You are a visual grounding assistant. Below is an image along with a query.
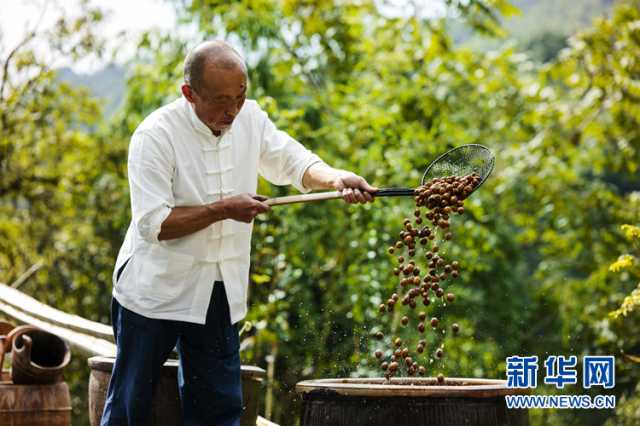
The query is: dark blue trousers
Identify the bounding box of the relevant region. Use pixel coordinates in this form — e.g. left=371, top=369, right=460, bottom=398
left=100, top=280, right=242, bottom=426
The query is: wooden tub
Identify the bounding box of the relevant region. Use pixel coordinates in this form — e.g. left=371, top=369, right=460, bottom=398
left=296, top=377, right=530, bottom=426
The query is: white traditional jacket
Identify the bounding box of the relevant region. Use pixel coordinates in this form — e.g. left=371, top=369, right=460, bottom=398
left=112, top=97, right=322, bottom=324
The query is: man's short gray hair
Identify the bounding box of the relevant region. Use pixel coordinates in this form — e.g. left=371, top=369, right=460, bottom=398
left=184, top=40, right=247, bottom=91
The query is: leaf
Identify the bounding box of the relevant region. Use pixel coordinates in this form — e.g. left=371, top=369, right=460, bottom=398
left=609, top=254, right=635, bottom=272
left=251, top=273, right=272, bottom=284
left=622, top=224, right=640, bottom=241
left=610, top=283, right=640, bottom=318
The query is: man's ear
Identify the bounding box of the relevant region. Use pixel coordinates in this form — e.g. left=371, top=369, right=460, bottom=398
left=181, top=84, right=195, bottom=103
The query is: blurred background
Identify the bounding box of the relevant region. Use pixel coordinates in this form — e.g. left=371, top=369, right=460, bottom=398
left=1, top=0, right=639, bottom=424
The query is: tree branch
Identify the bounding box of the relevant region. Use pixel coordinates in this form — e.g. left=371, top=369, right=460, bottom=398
left=10, top=262, right=44, bottom=289
left=0, top=32, right=37, bottom=101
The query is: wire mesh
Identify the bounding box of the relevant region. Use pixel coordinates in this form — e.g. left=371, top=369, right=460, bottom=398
left=421, top=144, right=495, bottom=189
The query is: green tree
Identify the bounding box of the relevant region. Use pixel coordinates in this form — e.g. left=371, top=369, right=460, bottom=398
left=0, top=4, right=113, bottom=423
left=605, top=223, right=640, bottom=425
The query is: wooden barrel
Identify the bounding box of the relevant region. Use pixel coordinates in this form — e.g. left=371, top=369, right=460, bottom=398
left=0, top=370, right=71, bottom=426
left=88, top=356, right=265, bottom=426
left=296, top=377, right=530, bottom=426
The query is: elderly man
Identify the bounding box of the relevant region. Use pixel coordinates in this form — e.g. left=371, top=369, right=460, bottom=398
left=101, top=41, right=376, bottom=426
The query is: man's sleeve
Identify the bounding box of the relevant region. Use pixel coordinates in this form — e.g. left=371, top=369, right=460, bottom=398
left=256, top=105, right=323, bottom=193
left=128, top=130, right=174, bottom=244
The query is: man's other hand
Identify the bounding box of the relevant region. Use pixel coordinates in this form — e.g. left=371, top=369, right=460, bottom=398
left=222, top=193, right=270, bottom=223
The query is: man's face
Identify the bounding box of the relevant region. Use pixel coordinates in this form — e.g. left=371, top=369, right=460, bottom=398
left=182, top=65, right=247, bottom=135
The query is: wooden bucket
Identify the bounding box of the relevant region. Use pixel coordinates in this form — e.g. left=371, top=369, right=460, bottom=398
left=296, top=377, right=530, bottom=426
left=10, top=328, right=71, bottom=385
left=88, top=356, right=265, bottom=426
left=0, top=370, right=71, bottom=426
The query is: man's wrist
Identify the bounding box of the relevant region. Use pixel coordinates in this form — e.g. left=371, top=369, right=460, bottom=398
left=303, top=162, right=332, bottom=190
left=330, top=169, right=349, bottom=189
left=205, top=200, right=228, bottom=222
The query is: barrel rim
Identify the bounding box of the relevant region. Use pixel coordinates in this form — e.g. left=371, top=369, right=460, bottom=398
left=0, top=407, right=72, bottom=413
left=295, top=377, right=531, bottom=398
left=88, top=356, right=266, bottom=378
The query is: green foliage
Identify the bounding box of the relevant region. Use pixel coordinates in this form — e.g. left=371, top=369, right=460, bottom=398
left=610, top=224, right=640, bottom=319
left=0, top=5, right=115, bottom=424
left=604, top=222, right=640, bottom=424
left=2, top=0, right=640, bottom=425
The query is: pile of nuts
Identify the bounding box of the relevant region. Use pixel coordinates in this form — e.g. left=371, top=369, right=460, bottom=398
left=374, top=173, right=481, bottom=383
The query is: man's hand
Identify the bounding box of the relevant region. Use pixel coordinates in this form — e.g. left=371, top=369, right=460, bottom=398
left=221, top=193, right=270, bottom=223
left=302, top=162, right=377, bottom=203
left=332, top=171, right=378, bottom=204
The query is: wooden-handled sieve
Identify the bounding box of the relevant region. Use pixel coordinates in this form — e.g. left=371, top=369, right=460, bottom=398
left=264, top=144, right=495, bottom=207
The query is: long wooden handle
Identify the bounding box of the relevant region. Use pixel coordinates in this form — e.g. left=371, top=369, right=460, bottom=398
left=265, top=191, right=342, bottom=206
left=264, top=187, right=415, bottom=206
